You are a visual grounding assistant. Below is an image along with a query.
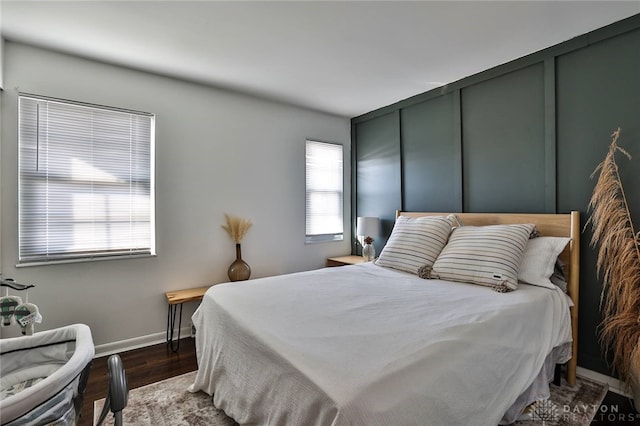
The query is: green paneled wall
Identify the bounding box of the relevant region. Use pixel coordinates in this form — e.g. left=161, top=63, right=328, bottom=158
left=354, top=111, right=401, bottom=251
left=462, top=63, right=546, bottom=212
left=352, top=14, right=640, bottom=377
left=556, top=28, right=640, bottom=373
left=400, top=93, right=460, bottom=212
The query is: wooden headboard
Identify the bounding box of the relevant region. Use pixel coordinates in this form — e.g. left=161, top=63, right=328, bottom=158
left=397, top=211, right=580, bottom=386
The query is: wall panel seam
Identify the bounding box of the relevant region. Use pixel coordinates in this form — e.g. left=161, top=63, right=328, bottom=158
left=544, top=57, right=557, bottom=213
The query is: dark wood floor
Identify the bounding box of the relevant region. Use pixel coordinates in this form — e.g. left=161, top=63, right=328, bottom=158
left=78, top=338, right=637, bottom=425
left=78, top=338, right=197, bottom=426
left=594, top=391, right=638, bottom=425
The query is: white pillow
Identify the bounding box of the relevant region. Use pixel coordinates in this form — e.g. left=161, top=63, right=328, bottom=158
left=518, top=237, right=571, bottom=289
left=429, top=223, right=535, bottom=291
left=375, top=216, right=454, bottom=275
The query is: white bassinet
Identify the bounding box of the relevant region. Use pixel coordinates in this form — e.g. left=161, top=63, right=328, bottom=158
left=0, top=324, right=94, bottom=425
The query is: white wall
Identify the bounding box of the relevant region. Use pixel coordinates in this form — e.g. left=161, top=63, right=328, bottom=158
left=0, top=36, right=4, bottom=276
left=0, top=42, right=351, bottom=350
left=0, top=36, right=4, bottom=89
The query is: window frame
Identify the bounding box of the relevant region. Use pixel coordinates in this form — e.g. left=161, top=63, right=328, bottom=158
left=304, top=139, right=344, bottom=244
left=17, top=93, right=156, bottom=265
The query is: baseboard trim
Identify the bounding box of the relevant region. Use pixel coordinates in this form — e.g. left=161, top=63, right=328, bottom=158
left=577, top=366, right=630, bottom=397
left=94, top=326, right=192, bottom=358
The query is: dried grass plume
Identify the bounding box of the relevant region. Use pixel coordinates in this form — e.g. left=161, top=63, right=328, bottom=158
left=221, top=213, right=252, bottom=243
left=586, top=127, right=640, bottom=389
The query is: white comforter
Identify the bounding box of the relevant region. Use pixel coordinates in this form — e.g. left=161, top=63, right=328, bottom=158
left=189, top=262, right=572, bottom=426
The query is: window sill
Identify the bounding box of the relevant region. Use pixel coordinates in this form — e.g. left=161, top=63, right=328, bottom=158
left=305, top=236, right=344, bottom=244
left=16, top=253, right=158, bottom=268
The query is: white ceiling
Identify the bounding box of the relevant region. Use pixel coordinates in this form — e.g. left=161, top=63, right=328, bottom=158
left=1, top=1, right=639, bottom=117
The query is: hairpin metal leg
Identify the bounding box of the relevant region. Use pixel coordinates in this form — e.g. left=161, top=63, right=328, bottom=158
left=166, top=302, right=183, bottom=352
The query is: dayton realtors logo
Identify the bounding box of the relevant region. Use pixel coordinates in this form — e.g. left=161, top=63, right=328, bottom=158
left=531, top=400, right=640, bottom=424
left=591, top=404, right=640, bottom=423
left=530, top=399, right=559, bottom=424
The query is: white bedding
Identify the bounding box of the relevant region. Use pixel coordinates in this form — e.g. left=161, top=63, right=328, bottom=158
left=189, top=262, right=572, bottom=426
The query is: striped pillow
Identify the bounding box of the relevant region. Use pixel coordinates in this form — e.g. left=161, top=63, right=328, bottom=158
left=429, top=223, right=535, bottom=291
left=375, top=216, right=454, bottom=275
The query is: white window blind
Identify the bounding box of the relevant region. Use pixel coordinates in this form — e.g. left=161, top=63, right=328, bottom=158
left=18, top=94, right=156, bottom=263
left=305, top=140, right=344, bottom=243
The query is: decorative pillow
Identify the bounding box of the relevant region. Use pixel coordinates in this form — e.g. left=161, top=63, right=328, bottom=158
left=550, top=259, right=568, bottom=292
left=447, top=214, right=464, bottom=228
left=518, top=237, right=571, bottom=289
left=428, top=223, right=535, bottom=291
left=375, top=216, right=454, bottom=275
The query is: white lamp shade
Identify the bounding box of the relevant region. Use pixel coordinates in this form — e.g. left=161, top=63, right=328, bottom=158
left=356, top=217, right=380, bottom=238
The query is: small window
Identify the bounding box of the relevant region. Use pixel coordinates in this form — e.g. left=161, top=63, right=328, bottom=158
left=305, top=140, right=344, bottom=243
left=18, top=94, right=156, bottom=263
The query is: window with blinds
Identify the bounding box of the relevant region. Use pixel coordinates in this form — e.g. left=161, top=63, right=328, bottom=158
left=18, top=94, right=156, bottom=263
left=305, top=140, right=344, bottom=243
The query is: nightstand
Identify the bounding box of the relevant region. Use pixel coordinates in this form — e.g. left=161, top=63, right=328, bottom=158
left=165, top=285, right=211, bottom=352
left=326, top=255, right=369, bottom=267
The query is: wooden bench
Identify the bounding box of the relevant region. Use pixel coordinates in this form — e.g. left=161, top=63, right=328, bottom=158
left=165, top=286, right=211, bottom=352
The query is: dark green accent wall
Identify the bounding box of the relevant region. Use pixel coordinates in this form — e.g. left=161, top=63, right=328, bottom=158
left=462, top=63, right=546, bottom=212
left=556, top=27, right=640, bottom=373
left=351, top=14, right=640, bottom=377
left=354, top=111, right=401, bottom=250
left=401, top=93, right=460, bottom=212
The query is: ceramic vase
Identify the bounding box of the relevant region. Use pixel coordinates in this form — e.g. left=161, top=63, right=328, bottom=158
left=228, top=243, right=251, bottom=281
left=362, top=236, right=376, bottom=261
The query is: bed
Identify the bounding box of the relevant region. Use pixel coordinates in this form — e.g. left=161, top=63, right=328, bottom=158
left=189, top=211, right=580, bottom=425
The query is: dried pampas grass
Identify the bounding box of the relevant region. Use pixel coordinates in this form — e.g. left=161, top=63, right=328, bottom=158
left=221, top=213, right=252, bottom=243
left=586, top=127, right=640, bottom=388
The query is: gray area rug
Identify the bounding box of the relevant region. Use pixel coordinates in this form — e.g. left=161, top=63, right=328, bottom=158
left=515, top=376, right=608, bottom=426
left=94, top=371, right=607, bottom=425
left=93, top=371, right=235, bottom=426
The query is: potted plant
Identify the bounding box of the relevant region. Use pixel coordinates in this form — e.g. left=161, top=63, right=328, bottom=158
left=586, top=128, right=640, bottom=407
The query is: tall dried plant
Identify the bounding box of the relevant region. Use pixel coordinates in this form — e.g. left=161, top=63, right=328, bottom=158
left=221, top=213, right=252, bottom=243
left=586, top=127, right=640, bottom=388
